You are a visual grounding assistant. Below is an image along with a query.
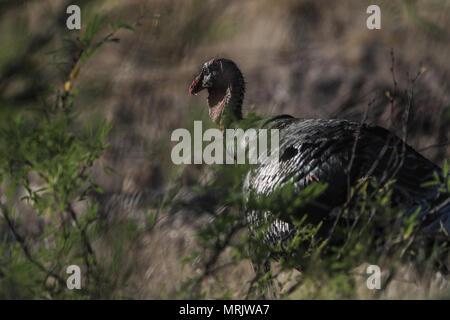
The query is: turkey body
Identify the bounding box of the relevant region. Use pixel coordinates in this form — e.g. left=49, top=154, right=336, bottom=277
left=243, top=115, right=450, bottom=246
left=188, top=57, right=449, bottom=251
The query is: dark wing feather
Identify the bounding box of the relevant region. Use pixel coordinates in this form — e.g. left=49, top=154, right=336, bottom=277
left=244, top=117, right=444, bottom=241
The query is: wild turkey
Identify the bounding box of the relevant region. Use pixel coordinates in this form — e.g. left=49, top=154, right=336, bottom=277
left=189, top=58, right=450, bottom=250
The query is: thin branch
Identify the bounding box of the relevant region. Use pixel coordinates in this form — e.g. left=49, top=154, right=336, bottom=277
left=418, top=141, right=450, bottom=152
left=0, top=200, right=66, bottom=287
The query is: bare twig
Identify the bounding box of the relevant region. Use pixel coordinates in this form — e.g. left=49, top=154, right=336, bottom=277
left=418, top=141, right=450, bottom=152
left=0, top=200, right=66, bottom=288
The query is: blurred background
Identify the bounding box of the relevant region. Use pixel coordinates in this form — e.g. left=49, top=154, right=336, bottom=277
left=0, top=0, right=449, bottom=298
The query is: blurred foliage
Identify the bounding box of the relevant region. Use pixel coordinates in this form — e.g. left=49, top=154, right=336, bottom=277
left=0, top=12, right=141, bottom=299
left=0, top=0, right=449, bottom=300
left=176, top=157, right=450, bottom=299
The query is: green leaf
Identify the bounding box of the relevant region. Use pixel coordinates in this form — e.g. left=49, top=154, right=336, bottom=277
left=443, top=159, right=449, bottom=178
left=111, top=22, right=135, bottom=33
left=421, top=180, right=440, bottom=187
left=5, top=181, right=18, bottom=200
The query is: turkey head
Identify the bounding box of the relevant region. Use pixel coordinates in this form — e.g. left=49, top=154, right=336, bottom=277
left=189, top=58, right=245, bottom=128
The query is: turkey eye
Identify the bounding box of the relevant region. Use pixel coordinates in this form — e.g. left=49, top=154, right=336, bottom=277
left=203, top=69, right=210, bottom=75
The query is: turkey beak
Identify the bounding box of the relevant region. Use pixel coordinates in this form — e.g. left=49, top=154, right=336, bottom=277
left=189, top=73, right=205, bottom=95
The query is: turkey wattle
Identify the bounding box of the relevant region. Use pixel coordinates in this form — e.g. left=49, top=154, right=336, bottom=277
left=189, top=57, right=450, bottom=246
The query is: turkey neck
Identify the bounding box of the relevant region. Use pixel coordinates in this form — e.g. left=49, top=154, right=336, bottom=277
left=208, top=68, right=245, bottom=129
